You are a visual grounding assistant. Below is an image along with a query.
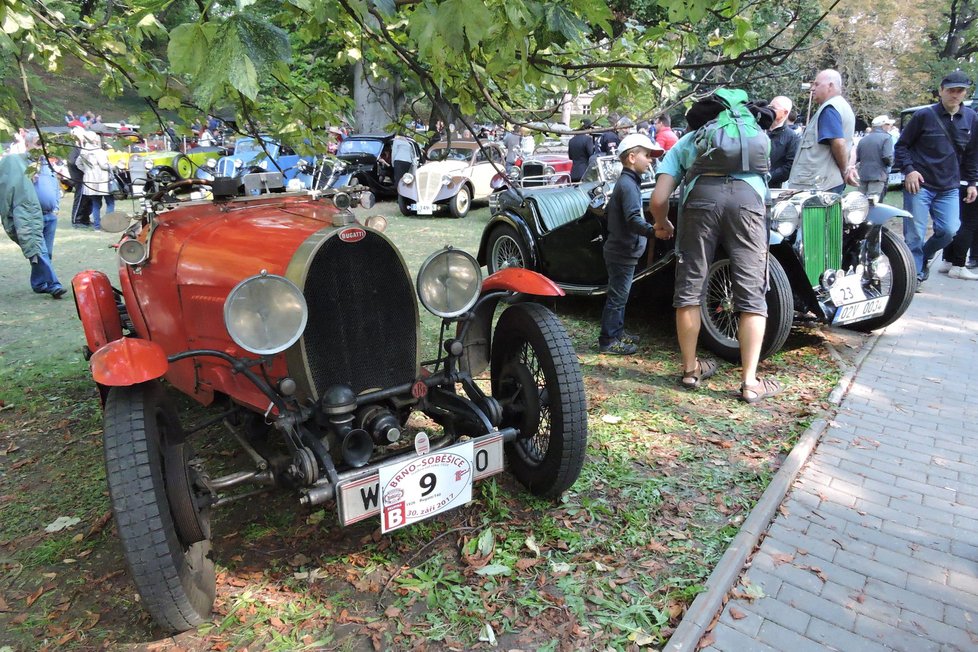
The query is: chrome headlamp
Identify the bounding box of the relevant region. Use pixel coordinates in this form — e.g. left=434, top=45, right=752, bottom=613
left=441, top=175, right=452, bottom=186
left=842, top=192, right=870, bottom=225
left=401, top=172, right=414, bottom=185
left=234, top=159, right=243, bottom=169
left=416, top=248, right=482, bottom=318
left=544, top=165, right=556, bottom=175
left=770, top=200, right=801, bottom=237
left=206, top=158, right=217, bottom=168
left=224, top=272, right=308, bottom=355
left=143, top=160, right=154, bottom=170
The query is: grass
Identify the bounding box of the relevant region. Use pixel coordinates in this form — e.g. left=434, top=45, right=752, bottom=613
left=0, top=195, right=853, bottom=650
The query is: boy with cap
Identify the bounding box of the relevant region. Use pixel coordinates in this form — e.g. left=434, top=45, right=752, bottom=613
left=598, top=133, right=660, bottom=355
left=895, top=70, right=978, bottom=285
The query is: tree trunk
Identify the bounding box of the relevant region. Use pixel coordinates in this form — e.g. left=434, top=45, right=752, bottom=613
left=353, top=61, right=401, bottom=133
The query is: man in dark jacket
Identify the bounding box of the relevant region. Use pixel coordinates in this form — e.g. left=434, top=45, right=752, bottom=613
left=768, top=96, right=799, bottom=187
left=856, top=115, right=895, bottom=201
left=895, top=70, right=978, bottom=283
left=567, top=119, right=596, bottom=182
left=598, top=133, right=658, bottom=355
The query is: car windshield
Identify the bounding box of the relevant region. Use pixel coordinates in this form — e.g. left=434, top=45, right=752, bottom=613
left=338, top=139, right=384, bottom=157
left=104, top=136, right=143, bottom=151
left=235, top=138, right=279, bottom=156
left=428, top=147, right=474, bottom=162
left=581, top=156, right=654, bottom=186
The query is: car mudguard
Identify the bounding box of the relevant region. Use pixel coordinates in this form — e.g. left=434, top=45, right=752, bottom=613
left=90, top=338, right=169, bottom=386
left=72, top=270, right=124, bottom=356
left=869, top=201, right=911, bottom=225
left=482, top=267, right=565, bottom=297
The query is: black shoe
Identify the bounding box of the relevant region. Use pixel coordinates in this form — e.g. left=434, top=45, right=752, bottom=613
left=620, top=331, right=641, bottom=345
left=967, top=259, right=978, bottom=269
left=599, top=339, right=638, bottom=355
left=50, top=287, right=66, bottom=299
left=919, top=266, right=930, bottom=283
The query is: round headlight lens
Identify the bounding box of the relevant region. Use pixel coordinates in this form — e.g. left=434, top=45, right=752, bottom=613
left=333, top=192, right=352, bottom=210
left=234, top=159, right=243, bottom=169
left=359, top=191, right=376, bottom=209
left=143, top=160, right=154, bottom=170
left=416, top=248, right=482, bottom=318
left=842, top=192, right=870, bottom=225
left=206, top=158, right=217, bottom=168
left=224, top=273, right=308, bottom=355
left=118, top=239, right=147, bottom=265
left=544, top=165, right=556, bottom=175
left=401, top=173, right=414, bottom=185
left=771, top=201, right=800, bottom=237
left=441, top=175, right=452, bottom=186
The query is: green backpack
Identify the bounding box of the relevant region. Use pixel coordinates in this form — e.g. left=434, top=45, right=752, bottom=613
left=685, top=88, right=770, bottom=182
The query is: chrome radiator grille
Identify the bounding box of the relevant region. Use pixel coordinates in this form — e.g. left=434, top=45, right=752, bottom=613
left=295, top=231, right=419, bottom=398
left=415, top=171, right=444, bottom=205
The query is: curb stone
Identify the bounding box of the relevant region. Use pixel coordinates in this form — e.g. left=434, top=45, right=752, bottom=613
left=664, top=329, right=882, bottom=652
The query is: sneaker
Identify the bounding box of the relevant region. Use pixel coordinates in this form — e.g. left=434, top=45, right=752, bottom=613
left=967, top=259, right=978, bottom=269
left=49, top=287, right=66, bottom=299
left=938, top=260, right=953, bottom=274
left=599, top=339, right=638, bottom=355
left=620, top=331, right=641, bottom=345
left=949, top=265, right=978, bottom=280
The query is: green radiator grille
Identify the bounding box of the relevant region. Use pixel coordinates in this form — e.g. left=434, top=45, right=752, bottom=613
left=801, top=203, right=843, bottom=286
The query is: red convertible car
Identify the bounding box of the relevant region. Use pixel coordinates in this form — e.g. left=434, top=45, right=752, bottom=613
left=71, top=175, right=587, bottom=632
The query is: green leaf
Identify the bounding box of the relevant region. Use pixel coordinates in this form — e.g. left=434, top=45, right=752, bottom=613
left=168, top=23, right=210, bottom=76
left=474, top=563, right=511, bottom=576
left=158, top=94, right=182, bottom=111
left=477, top=527, right=495, bottom=556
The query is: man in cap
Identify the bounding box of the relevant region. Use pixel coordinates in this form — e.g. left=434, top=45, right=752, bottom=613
left=855, top=115, right=895, bottom=201
left=767, top=96, right=800, bottom=188
left=598, top=132, right=661, bottom=355
left=567, top=118, right=596, bottom=182
left=895, top=70, right=978, bottom=284
left=788, top=69, right=858, bottom=193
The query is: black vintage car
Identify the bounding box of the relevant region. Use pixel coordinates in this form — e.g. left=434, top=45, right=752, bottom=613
left=336, top=133, right=423, bottom=198
left=478, top=156, right=917, bottom=361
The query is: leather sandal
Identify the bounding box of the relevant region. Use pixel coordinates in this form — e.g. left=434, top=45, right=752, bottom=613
left=680, top=357, right=718, bottom=389
left=740, top=377, right=782, bottom=404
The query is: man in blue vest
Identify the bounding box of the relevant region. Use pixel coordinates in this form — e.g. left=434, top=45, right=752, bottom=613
left=895, top=70, right=978, bottom=285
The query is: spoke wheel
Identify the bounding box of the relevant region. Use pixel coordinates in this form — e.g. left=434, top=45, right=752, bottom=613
left=491, top=303, right=587, bottom=497
left=450, top=185, right=471, bottom=218
left=488, top=225, right=530, bottom=273
left=699, top=256, right=793, bottom=363
left=844, top=228, right=916, bottom=332
left=103, top=381, right=215, bottom=632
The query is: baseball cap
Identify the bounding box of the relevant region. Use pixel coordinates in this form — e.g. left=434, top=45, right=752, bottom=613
left=871, top=115, right=892, bottom=127
left=617, top=133, right=663, bottom=159
left=941, top=70, right=973, bottom=89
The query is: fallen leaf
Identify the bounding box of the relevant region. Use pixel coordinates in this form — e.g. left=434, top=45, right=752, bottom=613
left=729, top=606, right=747, bottom=620
left=601, top=415, right=622, bottom=424
left=0, top=595, right=9, bottom=611
left=44, top=516, right=81, bottom=533
left=384, top=606, right=401, bottom=618
left=697, top=633, right=716, bottom=649
left=25, top=585, right=49, bottom=607
left=801, top=565, right=828, bottom=582
left=524, top=535, right=541, bottom=556
left=516, top=558, right=542, bottom=572
left=771, top=552, right=794, bottom=566
left=289, top=553, right=311, bottom=567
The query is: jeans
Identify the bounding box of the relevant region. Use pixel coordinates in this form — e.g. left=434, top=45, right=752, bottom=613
left=89, top=195, right=113, bottom=228
left=903, top=187, right=961, bottom=277
left=27, top=226, right=63, bottom=294
left=599, top=261, right=636, bottom=346
left=946, top=188, right=978, bottom=266
left=41, top=212, right=57, bottom=259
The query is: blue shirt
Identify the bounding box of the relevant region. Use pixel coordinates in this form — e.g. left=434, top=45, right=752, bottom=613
left=654, top=132, right=767, bottom=201
left=817, top=106, right=844, bottom=143
left=894, top=102, right=978, bottom=191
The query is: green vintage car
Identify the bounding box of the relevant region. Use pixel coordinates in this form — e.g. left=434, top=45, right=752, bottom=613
left=128, top=145, right=227, bottom=196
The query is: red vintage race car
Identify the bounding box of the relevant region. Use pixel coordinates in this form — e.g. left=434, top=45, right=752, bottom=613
left=71, top=175, right=587, bottom=632
left=514, top=153, right=573, bottom=187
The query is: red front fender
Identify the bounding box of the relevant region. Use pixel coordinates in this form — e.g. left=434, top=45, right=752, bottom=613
left=72, top=270, right=124, bottom=355
left=90, top=338, right=169, bottom=387
left=481, top=268, right=565, bottom=297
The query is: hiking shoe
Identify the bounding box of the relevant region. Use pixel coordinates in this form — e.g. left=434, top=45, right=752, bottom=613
left=949, top=265, right=978, bottom=280
left=938, top=260, right=953, bottom=274
left=620, top=331, right=641, bottom=345
left=599, top=339, right=638, bottom=355
left=50, top=287, right=66, bottom=299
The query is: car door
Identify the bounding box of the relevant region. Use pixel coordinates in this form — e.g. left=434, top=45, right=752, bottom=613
left=469, top=146, right=502, bottom=198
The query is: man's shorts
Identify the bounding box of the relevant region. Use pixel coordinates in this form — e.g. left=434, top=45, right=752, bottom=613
left=673, top=176, right=769, bottom=316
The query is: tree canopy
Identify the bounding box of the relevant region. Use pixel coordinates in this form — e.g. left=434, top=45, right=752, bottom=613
left=1, top=0, right=975, bottom=145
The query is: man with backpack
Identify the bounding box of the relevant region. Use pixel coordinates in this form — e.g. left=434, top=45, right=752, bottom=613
left=649, top=89, right=781, bottom=404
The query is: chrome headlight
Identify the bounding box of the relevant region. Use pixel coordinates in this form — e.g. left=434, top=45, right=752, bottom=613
left=842, top=192, right=869, bottom=225
left=771, top=200, right=800, bottom=237
left=441, top=175, right=452, bottom=186
left=224, top=272, right=308, bottom=355
left=544, top=165, right=556, bottom=175
left=402, top=172, right=414, bottom=185
left=416, top=248, right=482, bottom=318
left=234, top=159, right=243, bottom=169
left=206, top=158, right=217, bottom=168
left=333, top=192, right=352, bottom=210
left=143, top=160, right=154, bottom=170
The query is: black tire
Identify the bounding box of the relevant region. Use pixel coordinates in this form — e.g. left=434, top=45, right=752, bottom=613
left=491, top=303, right=587, bottom=497
left=103, top=381, right=214, bottom=632
left=398, top=194, right=415, bottom=216
left=449, top=184, right=471, bottom=218
left=844, top=227, right=916, bottom=332
left=487, top=225, right=531, bottom=274
left=699, top=256, right=793, bottom=363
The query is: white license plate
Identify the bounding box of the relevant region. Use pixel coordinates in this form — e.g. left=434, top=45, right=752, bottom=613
left=833, top=297, right=887, bottom=325
left=828, top=273, right=867, bottom=307
left=414, top=203, right=435, bottom=215
left=337, top=433, right=505, bottom=527
left=132, top=184, right=145, bottom=197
